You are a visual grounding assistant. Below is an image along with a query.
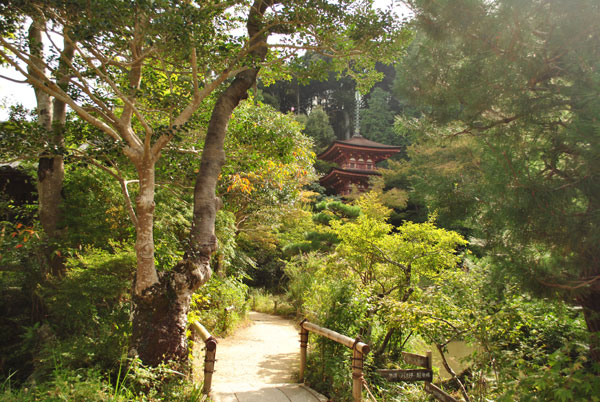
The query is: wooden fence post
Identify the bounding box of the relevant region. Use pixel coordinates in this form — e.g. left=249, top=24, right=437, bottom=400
left=352, top=339, right=364, bottom=402
left=300, top=320, right=308, bottom=382
left=191, top=321, right=218, bottom=395
left=425, top=350, right=432, bottom=387
left=203, top=337, right=217, bottom=395
left=299, top=320, right=370, bottom=401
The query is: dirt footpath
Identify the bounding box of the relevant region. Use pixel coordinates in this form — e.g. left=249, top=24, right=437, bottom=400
left=205, top=312, right=326, bottom=402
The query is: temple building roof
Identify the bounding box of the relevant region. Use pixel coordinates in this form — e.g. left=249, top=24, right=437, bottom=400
left=317, top=134, right=402, bottom=164
left=319, top=167, right=380, bottom=196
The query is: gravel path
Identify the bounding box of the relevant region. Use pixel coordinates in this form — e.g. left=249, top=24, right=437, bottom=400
left=206, top=311, right=327, bottom=402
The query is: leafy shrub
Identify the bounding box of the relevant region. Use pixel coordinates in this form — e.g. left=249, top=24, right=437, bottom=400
left=499, top=344, right=600, bottom=402
left=0, top=221, right=49, bottom=383
left=0, top=359, right=205, bottom=402
left=248, top=288, right=295, bottom=316
left=0, top=366, right=120, bottom=402
left=300, top=273, right=371, bottom=401
left=33, top=248, right=135, bottom=379
left=0, top=221, right=44, bottom=271
left=61, top=167, right=133, bottom=249
left=284, top=252, right=325, bottom=314
left=189, top=275, right=249, bottom=336
left=153, top=185, right=192, bottom=271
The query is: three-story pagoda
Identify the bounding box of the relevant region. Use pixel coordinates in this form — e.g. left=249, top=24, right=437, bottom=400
left=317, top=133, right=401, bottom=196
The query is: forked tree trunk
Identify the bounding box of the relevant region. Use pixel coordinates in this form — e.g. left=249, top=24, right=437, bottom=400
left=130, top=154, right=209, bottom=366
left=129, top=0, right=272, bottom=366
left=129, top=70, right=263, bottom=366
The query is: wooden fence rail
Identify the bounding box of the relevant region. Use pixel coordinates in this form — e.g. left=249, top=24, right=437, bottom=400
left=191, top=321, right=217, bottom=395
left=299, top=320, right=370, bottom=402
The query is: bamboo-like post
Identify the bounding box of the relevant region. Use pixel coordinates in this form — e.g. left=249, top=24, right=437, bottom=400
left=301, top=321, right=370, bottom=402
left=203, top=337, right=217, bottom=395
left=193, top=321, right=211, bottom=342
left=299, top=321, right=309, bottom=382
left=426, top=350, right=432, bottom=381
left=192, top=321, right=218, bottom=395
left=426, top=350, right=432, bottom=371
left=301, top=321, right=370, bottom=354
left=352, top=343, right=364, bottom=402
left=423, top=350, right=433, bottom=396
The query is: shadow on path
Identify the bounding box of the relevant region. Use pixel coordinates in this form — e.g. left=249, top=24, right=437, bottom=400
left=256, top=352, right=298, bottom=383
left=207, top=312, right=327, bottom=402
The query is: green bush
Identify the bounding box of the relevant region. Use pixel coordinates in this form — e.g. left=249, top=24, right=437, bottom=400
left=248, top=288, right=295, bottom=317
left=0, top=223, right=45, bottom=382
left=0, top=359, right=205, bottom=402
left=499, top=344, right=600, bottom=402
left=189, top=275, right=249, bottom=336
left=300, top=274, right=372, bottom=401
left=31, top=248, right=135, bottom=380
left=61, top=167, right=133, bottom=249
left=284, top=253, right=324, bottom=314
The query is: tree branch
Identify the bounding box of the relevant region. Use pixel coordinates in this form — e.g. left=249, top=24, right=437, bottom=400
left=436, top=344, right=471, bottom=402
left=538, top=275, right=600, bottom=291
left=0, top=41, right=121, bottom=141
left=70, top=149, right=138, bottom=226
left=43, top=29, right=117, bottom=122
left=0, top=74, right=28, bottom=84
left=64, top=36, right=146, bottom=149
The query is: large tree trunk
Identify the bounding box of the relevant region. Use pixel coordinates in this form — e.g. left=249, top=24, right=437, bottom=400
left=129, top=152, right=210, bottom=365
left=129, top=0, right=272, bottom=366
left=130, top=269, right=194, bottom=366
left=128, top=146, right=214, bottom=365
left=29, top=20, right=56, bottom=242
left=130, top=156, right=163, bottom=363
left=28, top=20, right=74, bottom=277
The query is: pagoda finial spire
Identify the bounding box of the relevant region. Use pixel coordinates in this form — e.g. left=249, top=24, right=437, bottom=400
left=353, top=90, right=362, bottom=138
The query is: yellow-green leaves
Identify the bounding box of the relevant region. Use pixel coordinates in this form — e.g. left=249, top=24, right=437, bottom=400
left=331, top=192, right=467, bottom=298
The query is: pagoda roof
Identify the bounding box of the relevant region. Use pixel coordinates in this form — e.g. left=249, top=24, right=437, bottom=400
left=319, top=167, right=380, bottom=187
left=317, top=134, right=402, bottom=161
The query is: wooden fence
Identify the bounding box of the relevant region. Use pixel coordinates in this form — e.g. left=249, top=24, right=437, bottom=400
left=191, top=321, right=217, bottom=395
left=300, top=322, right=459, bottom=402
left=377, top=350, right=458, bottom=402
left=299, top=320, right=370, bottom=402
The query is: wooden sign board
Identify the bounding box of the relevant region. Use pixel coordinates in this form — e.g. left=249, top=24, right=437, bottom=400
left=401, top=351, right=430, bottom=368
left=424, top=382, right=458, bottom=402
left=377, top=369, right=433, bottom=382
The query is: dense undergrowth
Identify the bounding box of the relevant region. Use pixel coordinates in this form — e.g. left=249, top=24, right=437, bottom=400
left=277, top=194, right=600, bottom=401
left=0, top=242, right=251, bottom=401
left=0, top=169, right=251, bottom=401
left=2, top=163, right=599, bottom=402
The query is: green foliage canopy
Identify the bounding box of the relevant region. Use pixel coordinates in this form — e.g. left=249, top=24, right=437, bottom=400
left=396, top=0, right=600, bottom=358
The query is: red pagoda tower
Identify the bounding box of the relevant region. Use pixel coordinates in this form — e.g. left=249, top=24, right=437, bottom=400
left=317, top=133, right=401, bottom=196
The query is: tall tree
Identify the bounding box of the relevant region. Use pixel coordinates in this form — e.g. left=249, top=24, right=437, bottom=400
left=261, top=53, right=359, bottom=139
left=360, top=87, right=398, bottom=145
left=1, top=0, right=409, bottom=365
left=302, top=105, right=336, bottom=152
left=398, top=0, right=600, bottom=362
left=1, top=6, right=76, bottom=276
